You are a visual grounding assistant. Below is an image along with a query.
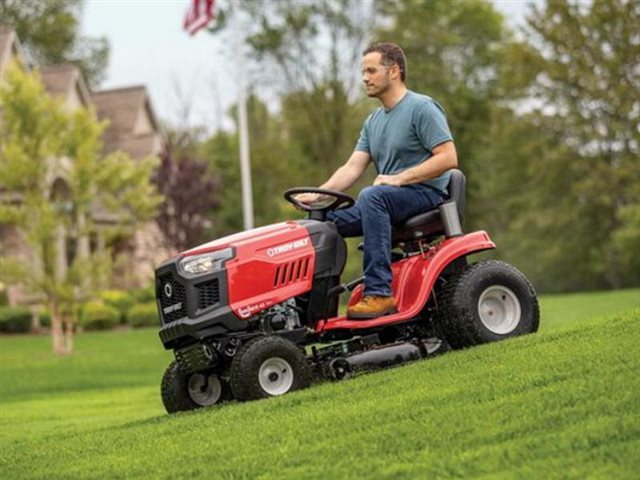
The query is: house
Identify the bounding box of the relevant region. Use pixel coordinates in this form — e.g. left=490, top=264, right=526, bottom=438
left=0, top=26, right=172, bottom=307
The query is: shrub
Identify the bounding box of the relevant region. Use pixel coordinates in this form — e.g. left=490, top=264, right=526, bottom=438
left=79, top=302, right=120, bottom=331
left=100, top=290, right=135, bottom=324
left=130, top=286, right=156, bottom=303
left=0, top=307, right=32, bottom=333
left=128, top=302, right=159, bottom=328
left=38, top=309, right=51, bottom=328
left=0, top=289, right=9, bottom=307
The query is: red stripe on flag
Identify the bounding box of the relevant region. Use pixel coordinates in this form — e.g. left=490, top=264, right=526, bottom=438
left=183, top=0, right=215, bottom=36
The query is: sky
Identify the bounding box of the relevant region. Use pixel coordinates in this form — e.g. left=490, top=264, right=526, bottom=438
left=82, top=0, right=540, bottom=131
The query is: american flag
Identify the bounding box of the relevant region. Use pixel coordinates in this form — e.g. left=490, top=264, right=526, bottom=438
left=183, top=0, right=216, bottom=36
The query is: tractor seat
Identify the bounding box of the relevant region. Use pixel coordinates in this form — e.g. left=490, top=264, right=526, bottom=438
left=392, top=168, right=466, bottom=243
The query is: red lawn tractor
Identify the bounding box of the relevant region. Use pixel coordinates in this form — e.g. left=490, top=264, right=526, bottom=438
left=156, top=169, right=539, bottom=413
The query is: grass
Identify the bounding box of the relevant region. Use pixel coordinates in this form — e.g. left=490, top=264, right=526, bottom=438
left=538, top=288, right=640, bottom=331
left=1, top=289, right=639, bottom=479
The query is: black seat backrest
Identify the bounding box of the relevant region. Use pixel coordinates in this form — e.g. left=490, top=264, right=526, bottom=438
left=448, top=169, right=466, bottom=225
left=391, top=168, right=466, bottom=243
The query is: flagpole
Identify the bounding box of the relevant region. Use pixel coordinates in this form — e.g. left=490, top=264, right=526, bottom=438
left=184, top=0, right=253, bottom=230
left=233, top=2, right=254, bottom=231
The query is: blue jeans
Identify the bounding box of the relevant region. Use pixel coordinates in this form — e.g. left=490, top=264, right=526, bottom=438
left=327, top=184, right=444, bottom=297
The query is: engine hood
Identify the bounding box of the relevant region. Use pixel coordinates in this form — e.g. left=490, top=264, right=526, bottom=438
left=181, top=221, right=304, bottom=257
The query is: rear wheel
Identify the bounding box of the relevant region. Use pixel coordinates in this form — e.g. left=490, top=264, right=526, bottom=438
left=230, top=336, right=310, bottom=402
left=161, top=361, right=227, bottom=414
left=439, top=260, right=539, bottom=349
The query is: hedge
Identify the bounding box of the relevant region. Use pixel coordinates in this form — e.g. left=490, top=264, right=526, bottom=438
left=39, top=309, right=51, bottom=328
left=100, top=290, right=135, bottom=324
left=130, top=286, right=156, bottom=303
left=0, top=307, right=32, bottom=333
left=128, top=302, right=159, bottom=328
left=78, top=302, right=120, bottom=331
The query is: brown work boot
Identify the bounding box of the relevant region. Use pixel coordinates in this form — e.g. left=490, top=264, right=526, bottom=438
left=347, top=295, right=397, bottom=320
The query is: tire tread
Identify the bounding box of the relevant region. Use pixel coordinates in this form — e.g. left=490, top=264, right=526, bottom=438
left=438, top=260, right=539, bottom=349
left=230, top=336, right=310, bottom=402
left=160, top=361, right=199, bottom=414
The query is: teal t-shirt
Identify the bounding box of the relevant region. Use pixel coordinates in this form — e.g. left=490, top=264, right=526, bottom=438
left=355, top=90, right=453, bottom=194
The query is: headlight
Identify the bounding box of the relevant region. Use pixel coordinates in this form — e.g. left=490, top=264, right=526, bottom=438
left=179, top=248, right=234, bottom=276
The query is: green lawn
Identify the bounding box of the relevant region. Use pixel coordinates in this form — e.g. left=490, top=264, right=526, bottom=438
left=1, top=289, right=639, bottom=479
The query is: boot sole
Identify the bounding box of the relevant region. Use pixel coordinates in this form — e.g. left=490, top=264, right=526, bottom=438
left=347, top=307, right=398, bottom=320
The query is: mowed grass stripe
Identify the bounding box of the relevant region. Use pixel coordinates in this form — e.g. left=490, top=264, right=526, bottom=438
left=1, top=307, right=639, bottom=479
left=1, top=288, right=638, bottom=402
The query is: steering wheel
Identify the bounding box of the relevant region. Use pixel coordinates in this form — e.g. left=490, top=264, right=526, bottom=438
left=284, top=188, right=355, bottom=217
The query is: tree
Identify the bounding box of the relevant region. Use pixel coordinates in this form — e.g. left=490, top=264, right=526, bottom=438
left=1, top=0, right=110, bottom=87
left=0, top=63, right=161, bottom=354
left=154, top=135, right=222, bottom=252
left=482, top=0, right=640, bottom=291
left=524, top=0, right=640, bottom=289
left=212, top=0, right=376, bottom=178
left=202, top=94, right=309, bottom=236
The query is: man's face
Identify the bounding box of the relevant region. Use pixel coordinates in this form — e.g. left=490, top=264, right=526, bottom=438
left=361, top=52, right=394, bottom=98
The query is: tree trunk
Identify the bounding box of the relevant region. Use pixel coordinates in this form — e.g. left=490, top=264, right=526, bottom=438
left=50, top=302, right=66, bottom=355
left=63, top=315, right=74, bottom=355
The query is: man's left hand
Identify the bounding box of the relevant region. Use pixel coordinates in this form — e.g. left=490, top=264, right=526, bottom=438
left=374, top=174, right=404, bottom=186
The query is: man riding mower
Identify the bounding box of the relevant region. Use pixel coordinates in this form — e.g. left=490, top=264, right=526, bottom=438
left=155, top=169, right=539, bottom=413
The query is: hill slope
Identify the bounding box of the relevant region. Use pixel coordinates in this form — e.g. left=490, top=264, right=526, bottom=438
left=1, top=307, right=639, bottom=479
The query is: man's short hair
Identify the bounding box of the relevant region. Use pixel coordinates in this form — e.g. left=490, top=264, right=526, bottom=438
left=363, top=43, right=407, bottom=82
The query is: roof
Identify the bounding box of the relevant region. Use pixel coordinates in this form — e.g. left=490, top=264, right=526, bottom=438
left=91, top=86, right=163, bottom=158
left=92, top=86, right=161, bottom=134
left=113, top=133, right=163, bottom=159
left=40, top=64, right=91, bottom=107
left=1, top=26, right=164, bottom=159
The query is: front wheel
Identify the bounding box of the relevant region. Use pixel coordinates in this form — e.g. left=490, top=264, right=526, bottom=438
left=161, top=361, right=228, bottom=414
left=439, top=260, right=539, bottom=349
left=230, top=336, right=311, bottom=402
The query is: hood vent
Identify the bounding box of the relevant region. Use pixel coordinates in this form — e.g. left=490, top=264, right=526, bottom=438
left=274, top=257, right=310, bottom=287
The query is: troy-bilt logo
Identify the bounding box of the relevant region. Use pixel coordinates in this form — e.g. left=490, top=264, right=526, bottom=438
left=266, top=238, right=309, bottom=257
left=163, top=302, right=182, bottom=314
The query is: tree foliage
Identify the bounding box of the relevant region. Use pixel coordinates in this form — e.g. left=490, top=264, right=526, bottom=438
left=1, top=0, right=110, bottom=87
left=481, top=0, right=640, bottom=291
left=199, top=0, right=638, bottom=292
left=154, top=133, right=222, bottom=251
left=202, top=95, right=309, bottom=237
left=235, top=0, right=375, bottom=176
left=0, top=63, right=161, bottom=353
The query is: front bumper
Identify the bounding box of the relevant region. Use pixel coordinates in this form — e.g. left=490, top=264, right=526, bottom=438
left=155, top=261, right=246, bottom=349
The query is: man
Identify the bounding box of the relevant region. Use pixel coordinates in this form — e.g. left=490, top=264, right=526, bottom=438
left=299, top=42, right=458, bottom=320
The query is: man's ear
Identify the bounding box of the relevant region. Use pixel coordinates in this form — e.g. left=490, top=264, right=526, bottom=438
left=391, top=64, right=401, bottom=80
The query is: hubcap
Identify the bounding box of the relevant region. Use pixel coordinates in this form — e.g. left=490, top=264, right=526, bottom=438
left=188, top=373, right=222, bottom=406
left=478, top=285, right=521, bottom=335
left=258, top=357, right=294, bottom=396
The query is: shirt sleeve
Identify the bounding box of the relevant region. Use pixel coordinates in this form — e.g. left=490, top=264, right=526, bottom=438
left=354, top=115, right=371, bottom=153
left=414, top=99, right=453, bottom=151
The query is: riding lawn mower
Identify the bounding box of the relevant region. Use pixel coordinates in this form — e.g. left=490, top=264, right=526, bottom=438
left=155, top=169, right=539, bottom=413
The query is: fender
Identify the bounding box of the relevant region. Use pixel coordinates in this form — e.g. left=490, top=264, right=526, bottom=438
left=318, top=230, right=496, bottom=332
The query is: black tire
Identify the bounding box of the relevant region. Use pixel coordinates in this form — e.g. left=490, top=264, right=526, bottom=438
left=230, top=336, right=311, bottom=402
left=438, top=260, right=539, bottom=349
left=161, top=361, right=228, bottom=414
